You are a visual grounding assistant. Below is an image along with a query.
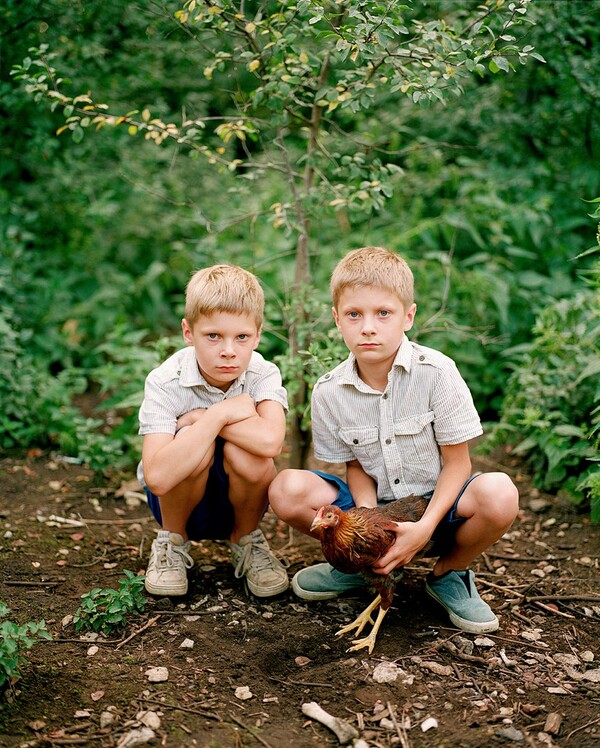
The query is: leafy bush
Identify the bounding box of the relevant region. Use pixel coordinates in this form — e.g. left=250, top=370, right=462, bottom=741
left=0, top=307, right=87, bottom=451
left=485, top=283, right=600, bottom=519
left=0, top=602, right=52, bottom=691
left=73, top=571, right=147, bottom=636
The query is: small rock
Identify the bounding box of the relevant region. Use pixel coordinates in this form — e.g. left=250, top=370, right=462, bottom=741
left=235, top=686, right=253, bottom=700
left=455, top=636, right=474, bottom=655
left=145, top=666, right=169, bottom=683
left=116, top=727, right=156, bottom=747
left=421, top=717, right=438, bottom=732
left=372, top=661, right=401, bottom=683
left=553, top=653, right=579, bottom=666
left=295, top=656, right=311, bottom=667
left=87, top=645, right=99, bottom=657
left=179, top=638, right=194, bottom=649
left=475, top=637, right=495, bottom=648
left=544, top=712, right=562, bottom=735
left=580, top=650, right=594, bottom=663
left=100, top=711, right=115, bottom=728
left=495, top=725, right=524, bottom=741
left=520, top=630, right=542, bottom=642
left=136, top=710, right=161, bottom=730
left=581, top=668, right=600, bottom=683
left=528, top=498, right=550, bottom=513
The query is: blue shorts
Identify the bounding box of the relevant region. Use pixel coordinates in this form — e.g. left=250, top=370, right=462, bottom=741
left=311, top=470, right=483, bottom=558
left=144, top=438, right=235, bottom=541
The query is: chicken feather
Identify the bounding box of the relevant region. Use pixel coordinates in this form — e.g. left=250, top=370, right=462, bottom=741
left=310, top=497, right=432, bottom=653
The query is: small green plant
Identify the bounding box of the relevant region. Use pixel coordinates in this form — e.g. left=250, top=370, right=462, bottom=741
left=0, top=602, right=52, bottom=691
left=73, top=571, right=147, bottom=636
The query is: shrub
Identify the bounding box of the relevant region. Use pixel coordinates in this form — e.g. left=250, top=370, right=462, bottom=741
left=0, top=602, right=52, bottom=692
left=485, top=284, right=600, bottom=519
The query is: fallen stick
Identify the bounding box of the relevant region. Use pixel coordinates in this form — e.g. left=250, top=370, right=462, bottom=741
left=228, top=713, right=275, bottom=748
left=4, top=580, right=63, bottom=587
left=302, top=702, right=359, bottom=745
left=115, top=615, right=160, bottom=649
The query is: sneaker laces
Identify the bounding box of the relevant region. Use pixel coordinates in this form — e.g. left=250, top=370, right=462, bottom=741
left=233, top=540, right=281, bottom=579
left=155, top=538, right=194, bottom=571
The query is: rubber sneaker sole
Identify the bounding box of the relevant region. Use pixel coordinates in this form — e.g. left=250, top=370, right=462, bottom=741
left=425, top=584, right=499, bottom=634
left=145, top=578, right=188, bottom=597
left=291, top=573, right=342, bottom=601
left=247, top=576, right=290, bottom=598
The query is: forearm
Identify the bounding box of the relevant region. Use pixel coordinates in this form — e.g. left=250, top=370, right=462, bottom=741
left=418, top=446, right=472, bottom=535
left=219, top=403, right=285, bottom=458
left=346, top=461, right=378, bottom=508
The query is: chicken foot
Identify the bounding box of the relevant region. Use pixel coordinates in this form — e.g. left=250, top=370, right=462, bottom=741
left=336, top=594, right=389, bottom=654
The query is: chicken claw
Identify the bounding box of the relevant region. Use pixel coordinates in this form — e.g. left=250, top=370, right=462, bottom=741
left=336, top=594, right=390, bottom=654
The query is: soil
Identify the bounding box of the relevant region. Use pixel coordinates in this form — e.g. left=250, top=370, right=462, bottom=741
left=0, top=450, right=599, bottom=748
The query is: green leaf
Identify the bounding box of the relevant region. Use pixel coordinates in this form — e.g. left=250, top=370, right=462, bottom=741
left=491, top=56, right=510, bottom=73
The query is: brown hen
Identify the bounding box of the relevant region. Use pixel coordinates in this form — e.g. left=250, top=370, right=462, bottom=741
left=310, top=497, right=432, bottom=653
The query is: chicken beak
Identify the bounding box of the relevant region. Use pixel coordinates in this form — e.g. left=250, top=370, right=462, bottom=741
left=310, top=507, right=325, bottom=532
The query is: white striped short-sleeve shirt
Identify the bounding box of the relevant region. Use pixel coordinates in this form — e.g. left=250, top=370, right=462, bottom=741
left=138, top=346, right=288, bottom=436
left=311, top=336, right=483, bottom=500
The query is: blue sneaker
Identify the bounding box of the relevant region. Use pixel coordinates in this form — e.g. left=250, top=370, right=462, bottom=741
left=291, top=562, right=368, bottom=601
left=425, top=570, right=499, bottom=634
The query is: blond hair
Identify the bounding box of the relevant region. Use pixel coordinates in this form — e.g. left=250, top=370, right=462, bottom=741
left=184, top=264, right=264, bottom=328
left=330, top=247, right=414, bottom=308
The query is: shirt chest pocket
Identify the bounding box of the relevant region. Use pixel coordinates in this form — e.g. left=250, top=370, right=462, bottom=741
left=339, top=427, right=380, bottom=465
left=394, top=411, right=435, bottom=463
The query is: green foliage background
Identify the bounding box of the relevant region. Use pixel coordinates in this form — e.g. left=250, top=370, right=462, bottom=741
left=1, top=0, right=598, bottom=514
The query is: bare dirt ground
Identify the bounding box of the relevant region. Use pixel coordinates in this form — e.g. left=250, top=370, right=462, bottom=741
left=0, top=450, right=599, bottom=748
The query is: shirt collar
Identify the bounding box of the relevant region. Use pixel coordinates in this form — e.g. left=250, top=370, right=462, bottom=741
left=339, top=335, right=413, bottom=389
left=393, top=334, right=413, bottom=371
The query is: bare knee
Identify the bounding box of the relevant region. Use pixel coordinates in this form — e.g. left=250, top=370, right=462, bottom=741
left=480, top=472, right=520, bottom=529
left=223, top=442, right=274, bottom=483
left=268, top=469, right=310, bottom=519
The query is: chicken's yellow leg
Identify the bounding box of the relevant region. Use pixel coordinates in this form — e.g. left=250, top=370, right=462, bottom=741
left=336, top=594, right=381, bottom=639
left=347, top=606, right=388, bottom=654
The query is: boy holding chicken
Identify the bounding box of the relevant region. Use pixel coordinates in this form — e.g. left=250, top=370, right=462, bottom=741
left=269, top=247, right=519, bottom=633
left=138, top=264, right=289, bottom=599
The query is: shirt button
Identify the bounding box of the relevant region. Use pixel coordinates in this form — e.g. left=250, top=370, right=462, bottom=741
left=385, top=438, right=391, bottom=444
left=353, top=439, right=359, bottom=444
left=382, top=393, right=388, bottom=400
left=394, top=478, right=400, bottom=484
left=419, top=355, right=425, bottom=361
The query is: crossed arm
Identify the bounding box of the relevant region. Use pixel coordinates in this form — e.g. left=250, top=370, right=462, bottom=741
left=142, top=394, right=286, bottom=496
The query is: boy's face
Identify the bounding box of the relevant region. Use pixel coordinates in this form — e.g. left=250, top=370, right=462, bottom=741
left=333, top=285, right=416, bottom=370
left=182, top=311, right=261, bottom=391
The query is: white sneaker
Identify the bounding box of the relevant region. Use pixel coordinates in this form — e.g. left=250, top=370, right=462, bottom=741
left=145, top=530, right=194, bottom=596
left=230, top=529, right=289, bottom=597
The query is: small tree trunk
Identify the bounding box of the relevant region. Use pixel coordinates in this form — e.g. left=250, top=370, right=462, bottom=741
left=285, top=55, right=329, bottom=468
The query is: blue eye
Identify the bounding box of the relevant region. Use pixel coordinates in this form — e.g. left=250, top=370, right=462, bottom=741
left=208, top=333, right=219, bottom=340
left=379, top=310, right=390, bottom=317
left=348, top=311, right=359, bottom=318
left=238, top=334, right=249, bottom=341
